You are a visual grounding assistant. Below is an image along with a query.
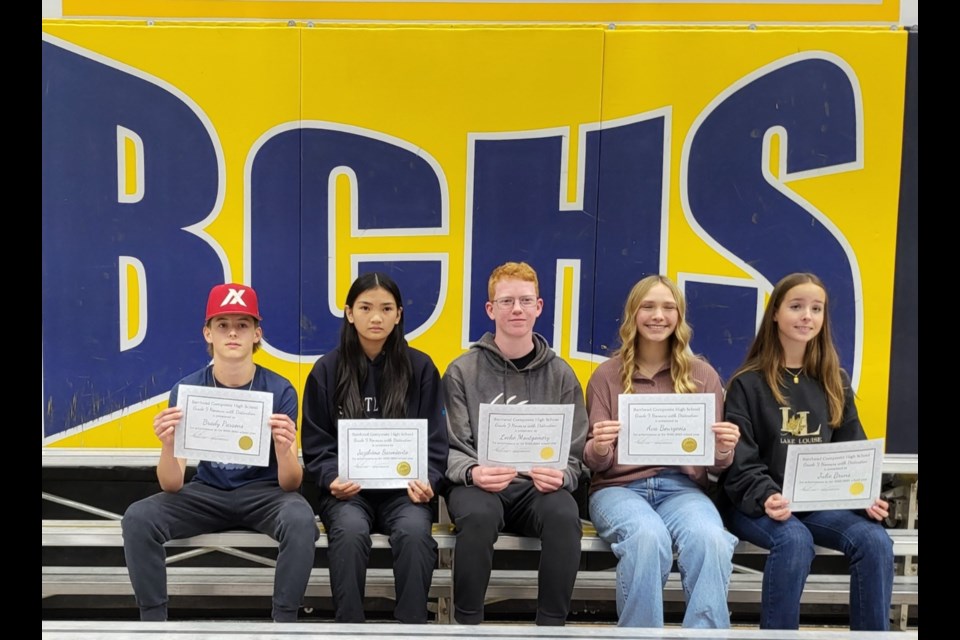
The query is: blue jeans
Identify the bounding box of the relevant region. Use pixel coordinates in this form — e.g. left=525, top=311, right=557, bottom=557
left=589, top=471, right=736, bottom=628
left=725, top=507, right=894, bottom=630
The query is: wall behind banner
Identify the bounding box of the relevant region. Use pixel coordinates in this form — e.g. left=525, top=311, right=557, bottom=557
left=41, top=22, right=911, bottom=450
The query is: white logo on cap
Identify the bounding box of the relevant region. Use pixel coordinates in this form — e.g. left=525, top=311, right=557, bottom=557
left=220, top=288, right=248, bottom=308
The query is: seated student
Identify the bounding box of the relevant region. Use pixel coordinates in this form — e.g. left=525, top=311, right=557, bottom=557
left=122, top=283, right=318, bottom=622
left=721, top=272, right=894, bottom=630
left=301, top=272, right=448, bottom=624
left=585, top=275, right=740, bottom=628
left=443, top=261, right=588, bottom=626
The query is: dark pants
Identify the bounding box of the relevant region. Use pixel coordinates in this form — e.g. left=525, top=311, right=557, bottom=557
left=446, top=482, right=582, bottom=626
left=318, top=490, right=437, bottom=623
left=121, top=481, right=318, bottom=622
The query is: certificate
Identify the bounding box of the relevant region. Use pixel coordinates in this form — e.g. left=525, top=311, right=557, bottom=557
left=477, top=404, right=574, bottom=471
left=782, top=439, right=884, bottom=512
left=338, top=419, right=428, bottom=489
left=174, top=384, right=273, bottom=466
left=617, top=393, right=716, bottom=466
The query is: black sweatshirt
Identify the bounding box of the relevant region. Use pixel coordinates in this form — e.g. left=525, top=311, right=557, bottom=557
left=722, top=369, right=865, bottom=517
left=301, top=346, right=449, bottom=493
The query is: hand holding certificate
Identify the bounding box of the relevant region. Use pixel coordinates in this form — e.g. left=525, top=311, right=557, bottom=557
left=781, top=439, right=884, bottom=512
left=477, top=404, right=574, bottom=471
left=173, top=384, right=273, bottom=466
left=338, top=419, right=428, bottom=489
left=617, top=393, right=717, bottom=466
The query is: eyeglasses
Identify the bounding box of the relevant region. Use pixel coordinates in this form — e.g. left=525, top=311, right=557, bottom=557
left=492, top=296, right=538, bottom=309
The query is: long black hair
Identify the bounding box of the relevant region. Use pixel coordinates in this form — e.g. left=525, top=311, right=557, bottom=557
left=334, top=272, right=413, bottom=419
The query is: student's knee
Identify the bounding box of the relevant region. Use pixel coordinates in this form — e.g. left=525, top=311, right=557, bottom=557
left=539, top=491, right=581, bottom=532
left=278, top=498, right=319, bottom=542
left=122, top=499, right=163, bottom=542
left=851, top=521, right=894, bottom=565
left=325, top=505, right=372, bottom=543
left=770, top=521, right=815, bottom=569
left=627, top=519, right=672, bottom=556
left=449, top=491, right=501, bottom=536
left=392, top=512, right=434, bottom=542
left=455, top=510, right=499, bottom=542
left=684, top=523, right=737, bottom=557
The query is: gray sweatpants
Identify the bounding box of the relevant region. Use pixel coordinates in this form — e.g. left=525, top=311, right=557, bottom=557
left=121, top=480, right=318, bottom=621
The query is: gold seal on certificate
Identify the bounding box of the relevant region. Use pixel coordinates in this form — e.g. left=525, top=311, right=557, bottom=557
left=616, top=393, right=717, bottom=466
left=173, top=384, right=274, bottom=467
left=477, top=403, right=575, bottom=471
left=338, top=419, right=428, bottom=489
left=781, top=439, right=884, bottom=511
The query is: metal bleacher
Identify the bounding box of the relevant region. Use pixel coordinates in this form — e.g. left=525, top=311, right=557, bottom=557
left=41, top=449, right=918, bottom=628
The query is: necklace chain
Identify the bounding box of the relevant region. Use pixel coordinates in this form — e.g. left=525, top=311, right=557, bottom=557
left=783, top=366, right=803, bottom=385
left=211, top=367, right=256, bottom=391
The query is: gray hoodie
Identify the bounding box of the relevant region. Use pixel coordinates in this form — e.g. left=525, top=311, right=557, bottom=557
left=443, top=332, right=588, bottom=490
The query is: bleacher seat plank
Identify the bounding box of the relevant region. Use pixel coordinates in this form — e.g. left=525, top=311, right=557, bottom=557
left=42, top=619, right=918, bottom=639
left=42, top=565, right=918, bottom=606
left=40, top=519, right=918, bottom=557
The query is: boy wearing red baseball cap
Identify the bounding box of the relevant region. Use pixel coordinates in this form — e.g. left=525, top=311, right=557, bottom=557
left=121, top=283, right=318, bottom=622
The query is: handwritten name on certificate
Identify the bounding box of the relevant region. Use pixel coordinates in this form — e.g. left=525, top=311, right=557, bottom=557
left=782, top=439, right=884, bottom=512
left=338, top=419, right=428, bottom=489
left=477, top=404, right=574, bottom=471
left=617, top=393, right=717, bottom=466
left=174, top=385, right=273, bottom=466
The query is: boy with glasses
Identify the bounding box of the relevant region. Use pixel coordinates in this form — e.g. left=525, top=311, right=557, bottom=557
left=444, top=261, right=588, bottom=625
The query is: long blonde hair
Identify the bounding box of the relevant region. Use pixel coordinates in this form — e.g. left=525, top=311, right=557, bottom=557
left=730, top=273, right=846, bottom=427
left=613, top=275, right=697, bottom=394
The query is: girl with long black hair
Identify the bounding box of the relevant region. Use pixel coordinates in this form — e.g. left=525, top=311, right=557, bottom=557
left=302, top=272, right=448, bottom=623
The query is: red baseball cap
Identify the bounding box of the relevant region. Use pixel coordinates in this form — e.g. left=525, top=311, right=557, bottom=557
left=205, top=283, right=262, bottom=322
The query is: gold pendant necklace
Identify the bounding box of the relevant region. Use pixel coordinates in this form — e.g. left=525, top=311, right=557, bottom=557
left=784, top=367, right=803, bottom=384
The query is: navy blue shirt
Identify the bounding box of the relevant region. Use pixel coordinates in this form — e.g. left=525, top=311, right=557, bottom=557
left=169, top=364, right=298, bottom=490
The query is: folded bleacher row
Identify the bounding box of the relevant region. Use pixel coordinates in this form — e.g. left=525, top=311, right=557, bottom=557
left=41, top=449, right=917, bottom=628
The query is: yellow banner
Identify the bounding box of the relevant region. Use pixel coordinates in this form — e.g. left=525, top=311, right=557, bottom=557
left=42, top=22, right=906, bottom=447
left=61, top=1, right=902, bottom=24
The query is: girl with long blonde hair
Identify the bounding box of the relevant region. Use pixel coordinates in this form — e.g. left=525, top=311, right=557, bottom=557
left=584, top=275, right=740, bottom=628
